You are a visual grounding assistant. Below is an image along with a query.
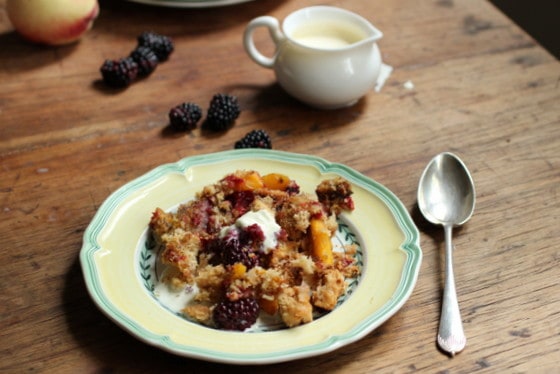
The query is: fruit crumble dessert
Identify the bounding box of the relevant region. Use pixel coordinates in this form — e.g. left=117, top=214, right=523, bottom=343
left=149, top=170, right=359, bottom=331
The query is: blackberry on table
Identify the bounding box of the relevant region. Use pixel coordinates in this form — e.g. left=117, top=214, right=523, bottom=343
left=130, top=46, right=159, bottom=76
left=100, top=57, right=139, bottom=88
left=137, top=31, right=174, bottom=61
left=213, top=297, right=260, bottom=331
left=168, top=102, right=202, bottom=131
left=234, top=129, right=272, bottom=149
left=204, top=93, right=241, bottom=131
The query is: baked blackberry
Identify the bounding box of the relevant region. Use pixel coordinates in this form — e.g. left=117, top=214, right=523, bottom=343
left=168, top=102, right=202, bottom=131
left=222, top=243, right=261, bottom=269
left=130, top=46, right=159, bottom=76
left=234, top=129, right=272, bottom=149
left=213, top=297, right=260, bottom=331
left=100, top=57, right=139, bottom=88
left=225, top=191, right=255, bottom=217
left=204, top=94, right=240, bottom=131
left=137, top=31, right=174, bottom=61
left=207, top=228, right=262, bottom=269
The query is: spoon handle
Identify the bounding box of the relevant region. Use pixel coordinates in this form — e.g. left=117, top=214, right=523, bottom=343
left=438, top=225, right=466, bottom=356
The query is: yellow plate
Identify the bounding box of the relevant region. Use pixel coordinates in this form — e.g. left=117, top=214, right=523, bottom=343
left=80, top=149, right=421, bottom=364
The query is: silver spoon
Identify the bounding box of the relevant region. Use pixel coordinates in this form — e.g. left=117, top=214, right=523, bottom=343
left=417, top=152, right=475, bottom=356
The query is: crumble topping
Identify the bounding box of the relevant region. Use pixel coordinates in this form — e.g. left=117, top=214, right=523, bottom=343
left=149, top=170, right=359, bottom=330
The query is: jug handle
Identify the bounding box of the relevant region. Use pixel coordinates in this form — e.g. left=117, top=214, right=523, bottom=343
left=243, top=16, right=285, bottom=69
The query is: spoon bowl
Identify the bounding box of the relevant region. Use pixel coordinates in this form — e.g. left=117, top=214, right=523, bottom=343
left=417, top=152, right=475, bottom=356
left=418, top=153, right=475, bottom=227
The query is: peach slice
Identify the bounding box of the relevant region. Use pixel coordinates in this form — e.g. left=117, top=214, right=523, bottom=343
left=309, top=218, right=334, bottom=265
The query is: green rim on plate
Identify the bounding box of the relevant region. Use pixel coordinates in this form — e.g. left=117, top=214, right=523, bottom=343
left=80, top=149, right=422, bottom=364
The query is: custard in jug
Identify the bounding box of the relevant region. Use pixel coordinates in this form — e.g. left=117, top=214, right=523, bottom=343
left=292, top=20, right=367, bottom=49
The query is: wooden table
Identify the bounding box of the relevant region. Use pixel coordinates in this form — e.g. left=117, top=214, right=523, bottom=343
left=1, top=0, right=558, bottom=372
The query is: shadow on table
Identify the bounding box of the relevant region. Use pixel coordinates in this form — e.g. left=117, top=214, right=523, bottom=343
left=64, top=250, right=398, bottom=372
left=0, top=32, right=79, bottom=74
left=230, top=82, right=369, bottom=127
left=490, top=0, right=559, bottom=59
left=411, top=201, right=468, bottom=255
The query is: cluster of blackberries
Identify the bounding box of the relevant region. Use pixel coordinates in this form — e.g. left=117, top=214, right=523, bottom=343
left=168, top=93, right=241, bottom=132
left=100, top=31, right=174, bottom=88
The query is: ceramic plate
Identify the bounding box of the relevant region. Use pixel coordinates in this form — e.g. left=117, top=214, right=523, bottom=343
left=80, top=149, right=422, bottom=364
left=125, top=0, right=255, bottom=8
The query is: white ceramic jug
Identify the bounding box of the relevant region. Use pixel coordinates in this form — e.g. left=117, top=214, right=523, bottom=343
left=244, top=6, right=383, bottom=109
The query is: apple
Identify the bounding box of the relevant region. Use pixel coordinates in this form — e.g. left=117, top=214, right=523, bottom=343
left=7, top=0, right=99, bottom=46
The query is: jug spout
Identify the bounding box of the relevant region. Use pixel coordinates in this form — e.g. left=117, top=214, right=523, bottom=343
left=363, top=23, right=383, bottom=44
left=335, top=17, right=382, bottom=51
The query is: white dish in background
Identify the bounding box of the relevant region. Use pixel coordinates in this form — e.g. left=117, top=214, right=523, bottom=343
left=125, top=0, right=255, bottom=8
left=80, top=149, right=422, bottom=364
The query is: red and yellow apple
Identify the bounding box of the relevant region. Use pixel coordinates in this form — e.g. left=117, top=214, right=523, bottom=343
left=7, top=0, right=99, bottom=45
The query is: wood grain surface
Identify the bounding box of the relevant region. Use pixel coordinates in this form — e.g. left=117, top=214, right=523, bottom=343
left=1, top=0, right=558, bottom=372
